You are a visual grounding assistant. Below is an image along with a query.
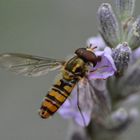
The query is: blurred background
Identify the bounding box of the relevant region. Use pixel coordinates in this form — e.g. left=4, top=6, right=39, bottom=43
left=0, top=0, right=140, bottom=140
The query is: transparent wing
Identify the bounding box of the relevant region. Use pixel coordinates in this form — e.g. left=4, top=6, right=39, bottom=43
left=76, top=78, right=109, bottom=123
left=58, top=77, right=110, bottom=126
left=58, top=78, right=94, bottom=126
left=85, top=78, right=110, bottom=117
left=0, top=53, right=65, bottom=77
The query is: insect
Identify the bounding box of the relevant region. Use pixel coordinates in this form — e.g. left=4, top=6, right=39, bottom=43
left=0, top=47, right=107, bottom=121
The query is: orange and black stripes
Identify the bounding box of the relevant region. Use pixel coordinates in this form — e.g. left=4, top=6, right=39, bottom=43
left=39, top=78, right=77, bottom=119
left=39, top=56, right=87, bottom=119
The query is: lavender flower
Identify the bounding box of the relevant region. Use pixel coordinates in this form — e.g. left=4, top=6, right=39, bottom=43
left=86, top=35, right=106, bottom=50
left=89, top=47, right=116, bottom=79
left=59, top=0, right=140, bottom=140
left=58, top=46, right=116, bottom=127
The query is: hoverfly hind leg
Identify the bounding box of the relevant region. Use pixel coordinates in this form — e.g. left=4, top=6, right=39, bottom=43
left=76, top=82, right=86, bottom=127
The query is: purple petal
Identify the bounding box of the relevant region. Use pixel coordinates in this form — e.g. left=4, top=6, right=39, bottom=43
left=74, top=111, right=91, bottom=127
left=58, top=99, right=75, bottom=119
left=89, top=47, right=116, bottom=79
left=86, top=35, right=106, bottom=50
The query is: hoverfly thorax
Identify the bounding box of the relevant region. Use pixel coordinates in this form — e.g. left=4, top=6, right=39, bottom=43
left=64, top=56, right=86, bottom=77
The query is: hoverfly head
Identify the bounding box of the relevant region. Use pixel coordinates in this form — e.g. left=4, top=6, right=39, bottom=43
left=75, top=47, right=101, bottom=66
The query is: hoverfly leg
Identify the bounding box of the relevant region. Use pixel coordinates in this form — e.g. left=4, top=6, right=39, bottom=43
left=76, top=82, right=86, bottom=127
left=86, top=77, right=109, bottom=117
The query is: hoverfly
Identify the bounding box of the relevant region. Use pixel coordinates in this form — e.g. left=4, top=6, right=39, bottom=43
left=0, top=46, right=108, bottom=124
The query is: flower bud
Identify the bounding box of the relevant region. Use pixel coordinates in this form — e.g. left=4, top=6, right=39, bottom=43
left=112, top=42, right=131, bottom=76
left=98, top=3, right=120, bottom=48
left=115, top=0, right=135, bottom=22
left=128, top=16, right=140, bottom=49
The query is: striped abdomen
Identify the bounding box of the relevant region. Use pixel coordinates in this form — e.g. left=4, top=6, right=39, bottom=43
left=39, top=78, right=77, bottom=119
left=39, top=56, right=86, bottom=119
